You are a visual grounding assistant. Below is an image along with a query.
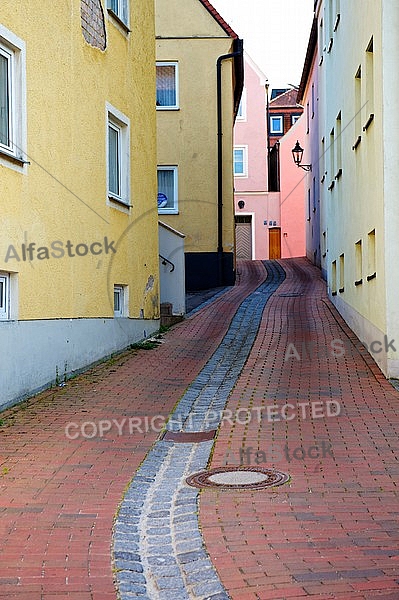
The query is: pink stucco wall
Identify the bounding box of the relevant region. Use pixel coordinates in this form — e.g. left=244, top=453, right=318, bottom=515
left=234, top=56, right=268, bottom=192
left=234, top=193, right=281, bottom=259
left=234, top=54, right=305, bottom=260
left=234, top=55, right=271, bottom=259
left=279, top=116, right=306, bottom=258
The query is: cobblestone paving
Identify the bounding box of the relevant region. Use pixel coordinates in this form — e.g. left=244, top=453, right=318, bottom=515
left=113, top=262, right=286, bottom=599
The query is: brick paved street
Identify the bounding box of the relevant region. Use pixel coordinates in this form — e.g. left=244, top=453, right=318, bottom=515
left=0, top=258, right=398, bottom=599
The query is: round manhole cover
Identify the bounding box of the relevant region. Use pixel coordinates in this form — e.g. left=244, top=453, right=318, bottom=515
left=186, top=466, right=289, bottom=490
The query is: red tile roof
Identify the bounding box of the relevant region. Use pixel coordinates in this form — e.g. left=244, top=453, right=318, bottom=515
left=198, top=0, right=238, bottom=38
left=269, top=88, right=300, bottom=107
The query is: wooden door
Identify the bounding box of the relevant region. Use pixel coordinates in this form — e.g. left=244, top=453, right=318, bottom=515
left=269, top=227, right=281, bottom=259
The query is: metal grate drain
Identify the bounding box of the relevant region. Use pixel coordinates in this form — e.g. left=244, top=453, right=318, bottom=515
left=278, top=292, right=303, bottom=297
left=161, top=430, right=217, bottom=443
left=186, top=466, right=290, bottom=490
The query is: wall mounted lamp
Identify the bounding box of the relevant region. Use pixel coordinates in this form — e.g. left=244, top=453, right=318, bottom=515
left=292, top=140, right=312, bottom=171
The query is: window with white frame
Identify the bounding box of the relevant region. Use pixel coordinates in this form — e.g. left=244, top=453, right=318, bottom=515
left=291, top=114, right=301, bottom=125
left=107, top=0, right=129, bottom=27
left=157, top=166, right=178, bottom=213
left=0, top=26, right=26, bottom=164
left=114, top=285, right=127, bottom=317
left=236, top=88, right=247, bottom=121
left=107, top=104, right=130, bottom=206
left=156, top=63, right=179, bottom=109
left=0, top=272, right=9, bottom=320
left=0, top=46, right=11, bottom=149
left=233, top=146, right=247, bottom=177
left=270, top=115, right=283, bottom=134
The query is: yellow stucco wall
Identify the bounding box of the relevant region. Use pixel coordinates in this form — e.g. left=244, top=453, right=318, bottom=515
left=155, top=0, right=236, bottom=257
left=0, top=0, right=159, bottom=320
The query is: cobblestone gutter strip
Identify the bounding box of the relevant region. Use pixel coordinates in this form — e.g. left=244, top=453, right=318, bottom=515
left=113, top=261, right=285, bottom=599
left=167, top=261, right=285, bottom=433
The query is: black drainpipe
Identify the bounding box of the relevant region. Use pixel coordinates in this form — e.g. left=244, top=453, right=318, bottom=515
left=216, top=38, right=244, bottom=286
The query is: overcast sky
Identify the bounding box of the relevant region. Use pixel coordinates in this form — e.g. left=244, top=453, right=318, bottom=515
left=210, top=0, right=314, bottom=90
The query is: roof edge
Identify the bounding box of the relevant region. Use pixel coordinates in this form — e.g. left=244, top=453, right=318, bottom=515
left=198, top=0, right=238, bottom=38
left=297, top=17, right=317, bottom=104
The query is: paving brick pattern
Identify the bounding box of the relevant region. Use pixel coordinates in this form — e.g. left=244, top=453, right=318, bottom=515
left=200, top=258, right=399, bottom=600
left=0, top=260, right=265, bottom=599
left=1, top=257, right=398, bottom=600
left=113, top=262, right=285, bottom=599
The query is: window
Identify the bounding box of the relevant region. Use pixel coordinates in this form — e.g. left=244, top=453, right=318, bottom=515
left=322, top=231, right=327, bottom=258
left=107, top=0, right=129, bottom=27
left=0, top=46, right=11, bottom=149
left=291, top=114, right=301, bottom=125
left=367, top=229, right=376, bottom=280
left=233, top=146, right=247, bottom=177
left=236, top=89, right=247, bottom=121
left=114, top=285, right=127, bottom=317
left=331, top=260, right=337, bottom=295
left=311, top=83, right=315, bottom=117
left=106, top=104, right=130, bottom=207
left=312, top=176, right=316, bottom=212
left=334, top=0, right=341, bottom=31
left=0, top=26, right=26, bottom=166
left=339, top=253, right=345, bottom=293
left=353, top=66, right=362, bottom=148
left=320, top=137, right=325, bottom=182
left=329, top=128, right=335, bottom=189
left=335, top=112, right=342, bottom=178
left=156, top=63, right=179, bottom=109
left=157, top=166, right=178, bottom=213
left=364, top=37, right=374, bottom=130
left=355, top=240, right=362, bottom=285
left=0, top=273, right=9, bottom=319
left=270, top=115, right=283, bottom=134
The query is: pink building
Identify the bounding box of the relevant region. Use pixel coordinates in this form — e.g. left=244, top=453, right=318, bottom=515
left=234, top=54, right=305, bottom=259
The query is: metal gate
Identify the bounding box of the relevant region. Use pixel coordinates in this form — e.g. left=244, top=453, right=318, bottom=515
left=235, top=216, right=252, bottom=259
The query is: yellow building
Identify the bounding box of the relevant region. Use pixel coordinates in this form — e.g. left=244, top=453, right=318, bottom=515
left=0, top=0, right=160, bottom=408
left=155, top=0, right=243, bottom=290
left=304, top=0, right=399, bottom=378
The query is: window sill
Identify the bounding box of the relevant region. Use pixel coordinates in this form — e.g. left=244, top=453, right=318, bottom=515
left=367, top=272, right=376, bottom=281
left=156, top=106, right=180, bottom=111
left=108, top=195, right=132, bottom=209
left=0, top=148, right=29, bottom=166
left=363, top=113, right=374, bottom=132
left=107, top=9, right=131, bottom=33
left=158, top=209, right=179, bottom=215
left=354, top=278, right=363, bottom=286
left=352, top=135, right=362, bottom=150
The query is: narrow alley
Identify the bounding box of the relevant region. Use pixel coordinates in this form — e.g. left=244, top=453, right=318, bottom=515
left=0, top=259, right=398, bottom=600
